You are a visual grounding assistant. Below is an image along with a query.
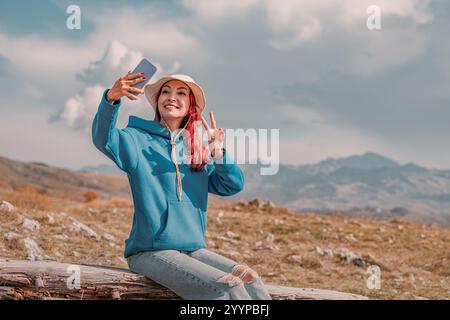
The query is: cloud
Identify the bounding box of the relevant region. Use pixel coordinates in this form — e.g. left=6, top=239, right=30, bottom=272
left=50, top=39, right=185, bottom=132
left=49, top=85, right=106, bottom=132
left=0, top=5, right=203, bottom=116
left=51, top=40, right=174, bottom=132
left=181, top=0, right=260, bottom=21
left=77, top=40, right=144, bottom=86
left=86, top=8, right=203, bottom=62
left=183, top=0, right=433, bottom=49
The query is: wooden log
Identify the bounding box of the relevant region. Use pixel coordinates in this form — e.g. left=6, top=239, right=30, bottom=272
left=0, top=259, right=368, bottom=300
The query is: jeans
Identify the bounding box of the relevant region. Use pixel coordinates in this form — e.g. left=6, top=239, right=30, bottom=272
left=127, top=248, right=272, bottom=300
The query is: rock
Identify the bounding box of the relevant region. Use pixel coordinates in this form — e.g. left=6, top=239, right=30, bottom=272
left=274, top=219, right=284, bottom=225
left=225, top=231, right=237, bottom=239
left=73, top=251, right=81, bottom=257
left=337, top=248, right=368, bottom=268
left=287, top=255, right=302, bottom=264
left=314, top=246, right=324, bottom=256
left=345, top=234, right=358, bottom=242
left=255, top=241, right=263, bottom=248
left=52, top=234, right=69, bottom=241
left=22, top=218, right=41, bottom=232
left=21, top=238, right=43, bottom=261
left=47, top=214, right=55, bottom=224
left=69, top=217, right=101, bottom=241
left=265, top=233, right=275, bottom=242
left=216, top=236, right=239, bottom=244
left=103, top=233, right=116, bottom=242
left=216, top=211, right=224, bottom=224
left=4, top=231, right=20, bottom=241
left=248, top=198, right=264, bottom=208
left=0, top=200, right=15, bottom=212
left=266, top=201, right=275, bottom=208
left=323, top=249, right=333, bottom=257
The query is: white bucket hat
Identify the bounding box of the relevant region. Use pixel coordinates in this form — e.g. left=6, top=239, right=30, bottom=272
left=144, top=74, right=206, bottom=116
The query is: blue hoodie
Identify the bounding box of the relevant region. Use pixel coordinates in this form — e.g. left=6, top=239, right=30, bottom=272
left=92, top=90, right=244, bottom=258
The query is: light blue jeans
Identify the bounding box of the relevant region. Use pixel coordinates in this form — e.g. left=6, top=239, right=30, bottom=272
left=127, top=248, right=272, bottom=300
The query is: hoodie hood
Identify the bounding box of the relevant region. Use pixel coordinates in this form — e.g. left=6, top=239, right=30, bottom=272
left=127, top=116, right=171, bottom=139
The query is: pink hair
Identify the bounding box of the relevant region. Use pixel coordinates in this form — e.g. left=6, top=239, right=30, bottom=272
left=155, top=88, right=210, bottom=171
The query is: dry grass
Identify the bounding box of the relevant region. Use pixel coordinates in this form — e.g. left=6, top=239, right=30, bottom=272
left=1, top=191, right=449, bottom=300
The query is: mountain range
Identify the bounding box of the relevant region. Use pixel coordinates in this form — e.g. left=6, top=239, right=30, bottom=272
left=79, top=152, right=450, bottom=226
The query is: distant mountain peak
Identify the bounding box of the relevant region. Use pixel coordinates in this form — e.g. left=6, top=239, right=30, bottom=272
left=319, top=152, right=399, bottom=170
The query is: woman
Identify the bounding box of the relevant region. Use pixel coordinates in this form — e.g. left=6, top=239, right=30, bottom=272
left=92, top=71, right=271, bottom=300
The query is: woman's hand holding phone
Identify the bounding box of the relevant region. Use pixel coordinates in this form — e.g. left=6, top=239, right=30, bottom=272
left=106, top=71, right=147, bottom=103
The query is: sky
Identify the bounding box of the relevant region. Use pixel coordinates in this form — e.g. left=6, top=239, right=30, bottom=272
left=0, top=0, right=449, bottom=170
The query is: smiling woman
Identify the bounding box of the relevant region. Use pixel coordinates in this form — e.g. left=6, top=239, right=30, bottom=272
left=91, top=71, right=272, bottom=300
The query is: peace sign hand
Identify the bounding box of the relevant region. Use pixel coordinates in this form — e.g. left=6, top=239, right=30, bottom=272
left=200, top=112, right=224, bottom=160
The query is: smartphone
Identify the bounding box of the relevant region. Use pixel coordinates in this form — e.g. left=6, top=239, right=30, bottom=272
left=130, top=58, right=157, bottom=94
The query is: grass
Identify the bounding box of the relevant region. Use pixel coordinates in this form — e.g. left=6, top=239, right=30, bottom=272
left=0, top=188, right=449, bottom=299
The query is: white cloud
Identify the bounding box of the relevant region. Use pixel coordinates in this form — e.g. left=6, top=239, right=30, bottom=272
left=0, top=7, right=203, bottom=109
left=181, top=0, right=260, bottom=21
left=87, top=8, right=203, bottom=62
left=78, top=40, right=144, bottom=86
left=0, top=33, right=96, bottom=77
left=51, top=40, right=180, bottom=132
left=53, top=85, right=106, bottom=132
left=183, top=0, right=433, bottom=49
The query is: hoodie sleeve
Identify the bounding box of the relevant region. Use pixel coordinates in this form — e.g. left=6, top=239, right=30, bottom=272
left=207, top=150, right=244, bottom=196
left=91, top=89, right=138, bottom=173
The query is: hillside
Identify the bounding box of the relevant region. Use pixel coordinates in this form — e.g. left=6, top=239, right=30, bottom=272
left=0, top=155, right=449, bottom=299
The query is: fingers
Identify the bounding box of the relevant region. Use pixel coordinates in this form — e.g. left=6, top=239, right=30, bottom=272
left=126, top=76, right=147, bottom=85
left=200, top=115, right=210, bottom=131
left=125, top=86, right=144, bottom=94
left=123, top=90, right=138, bottom=101
left=209, top=111, right=216, bottom=129
left=122, top=72, right=146, bottom=81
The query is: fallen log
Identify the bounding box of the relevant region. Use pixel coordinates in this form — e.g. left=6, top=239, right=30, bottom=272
left=0, top=259, right=368, bottom=300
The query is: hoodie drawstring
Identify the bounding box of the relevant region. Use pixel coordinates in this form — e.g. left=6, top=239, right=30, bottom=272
left=161, top=117, right=190, bottom=201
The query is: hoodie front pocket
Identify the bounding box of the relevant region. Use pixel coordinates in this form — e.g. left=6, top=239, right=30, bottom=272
left=156, top=200, right=205, bottom=247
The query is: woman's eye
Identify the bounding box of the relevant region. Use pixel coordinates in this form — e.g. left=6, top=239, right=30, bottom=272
left=178, top=92, right=186, bottom=96
left=162, top=90, right=169, bottom=94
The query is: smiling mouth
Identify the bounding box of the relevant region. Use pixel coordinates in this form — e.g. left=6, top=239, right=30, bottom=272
left=165, top=104, right=180, bottom=109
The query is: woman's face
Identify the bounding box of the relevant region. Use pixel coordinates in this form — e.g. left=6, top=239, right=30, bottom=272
left=157, top=80, right=191, bottom=121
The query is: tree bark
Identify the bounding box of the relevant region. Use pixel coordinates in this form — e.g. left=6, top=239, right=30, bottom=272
left=0, top=259, right=368, bottom=300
